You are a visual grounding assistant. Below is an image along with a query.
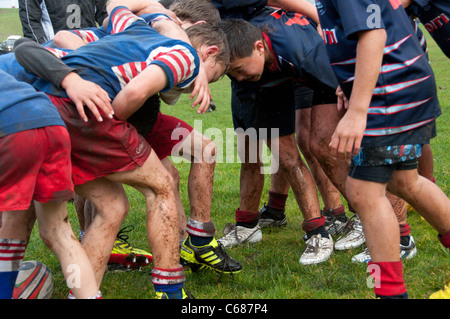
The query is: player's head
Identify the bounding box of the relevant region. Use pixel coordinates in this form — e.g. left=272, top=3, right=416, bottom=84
left=168, top=0, right=221, bottom=28
left=186, top=23, right=230, bottom=83
left=218, top=19, right=266, bottom=82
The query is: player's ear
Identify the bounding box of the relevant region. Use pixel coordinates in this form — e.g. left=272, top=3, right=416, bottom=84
left=254, top=40, right=265, bottom=56
left=202, top=45, right=219, bottom=61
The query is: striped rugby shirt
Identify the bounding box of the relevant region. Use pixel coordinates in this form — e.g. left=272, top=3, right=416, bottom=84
left=33, top=6, right=199, bottom=100
left=315, top=0, right=440, bottom=141
left=407, top=0, right=450, bottom=58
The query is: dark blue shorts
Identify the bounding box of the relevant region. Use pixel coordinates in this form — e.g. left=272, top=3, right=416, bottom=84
left=231, top=79, right=295, bottom=139
left=349, top=144, right=422, bottom=183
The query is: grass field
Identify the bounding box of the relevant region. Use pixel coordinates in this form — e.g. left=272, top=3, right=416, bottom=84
left=1, top=9, right=449, bottom=300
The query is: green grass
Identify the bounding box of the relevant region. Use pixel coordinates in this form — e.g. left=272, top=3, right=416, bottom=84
left=1, top=9, right=449, bottom=300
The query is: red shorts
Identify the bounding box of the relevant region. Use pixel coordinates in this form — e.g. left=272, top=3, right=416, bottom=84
left=47, top=95, right=152, bottom=186
left=0, top=126, right=74, bottom=211
left=145, top=112, right=193, bottom=160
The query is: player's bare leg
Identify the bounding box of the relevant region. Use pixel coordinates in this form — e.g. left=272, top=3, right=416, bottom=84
left=346, top=178, right=401, bottom=262
left=388, top=170, right=450, bottom=235
left=218, top=133, right=264, bottom=247
left=74, top=179, right=129, bottom=285
left=174, top=130, right=242, bottom=274
left=161, top=158, right=187, bottom=240
left=106, top=151, right=189, bottom=298
left=296, top=108, right=343, bottom=211
left=34, top=201, right=100, bottom=299
left=106, top=151, right=179, bottom=269
left=175, top=130, right=216, bottom=224
left=310, top=103, right=349, bottom=198
left=268, top=133, right=334, bottom=264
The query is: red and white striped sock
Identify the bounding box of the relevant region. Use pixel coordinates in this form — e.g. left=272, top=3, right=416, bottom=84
left=0, top=239, right=27, bottom=298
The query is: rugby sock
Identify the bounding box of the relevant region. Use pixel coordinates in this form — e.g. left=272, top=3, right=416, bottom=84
left=186, top=218, right=215, bottom=247
left=400, top=223, right=411, bottom=246
left=324, top=205, right=345, bottom=216
left=68, top=290, right=103, bottom=299
left=368, top=261, right=408, bottom=299
left=235, top=209, right=260, bottom=228
left=0, top=239, right=27, bottom=299
left=302, top=216, right=329, bottom=239
left=438, top=230, right=450, bottom=249
left=152, top=267, right=185, bottom=299
left=267, top=191, right=288, bottom=211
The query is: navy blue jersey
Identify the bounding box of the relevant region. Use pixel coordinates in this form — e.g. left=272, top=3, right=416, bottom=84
left=407, top=0, right=450, bottom=58
left=249, top=7, right=339, bottom=91
left=412, top=18, right=429, bottom=58
left=316, top=0, right=440, bottom=138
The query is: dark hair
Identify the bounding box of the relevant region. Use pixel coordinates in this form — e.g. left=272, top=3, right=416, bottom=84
left=217, top=19, right=263, bottom=61
left=169, top=0, right=221, bottom=25
left=186, top=23, right=230, bottom=69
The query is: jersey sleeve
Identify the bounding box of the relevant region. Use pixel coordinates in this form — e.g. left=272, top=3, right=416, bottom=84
left=70, top=26, right=107, bottom=43
left=106, top=6, right=144, bottom=35
left=148, top=44, right=199, bottom=92
left=140, top=13, right=173, bottom=27
left=333, top=0, right=386, bottom=39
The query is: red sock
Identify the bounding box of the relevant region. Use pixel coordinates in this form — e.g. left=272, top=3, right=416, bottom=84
left=368, top=261, right=407, bottom=297
left=438, top=230, right=450, bottom=249
left=267, top=191, right=288, bottom=211
left=399, top=223, right=410, bottom=237
left=302, top=216, right=326, bottom=232
left=324, top=205, right=345, bottom=215
left=235, top=208, right=260, bottom=226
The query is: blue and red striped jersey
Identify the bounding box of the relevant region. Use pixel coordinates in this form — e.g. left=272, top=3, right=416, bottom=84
left=407, top=0, right=450, bottom=58
left=33, top=6, right=199, bottom=100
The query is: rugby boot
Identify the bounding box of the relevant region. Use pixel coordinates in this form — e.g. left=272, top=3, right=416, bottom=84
left=155, top=288, right=194, bottom=299
left=108, top=226, right=152, bottom=270
left=180, top=236, right=242, bottom=274
left=258, top=204, right=287, bottom=228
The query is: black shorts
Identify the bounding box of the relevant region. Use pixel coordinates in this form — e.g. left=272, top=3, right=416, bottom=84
left=294, top=84, right=313, bottom=110
left=231, top=79, right=295, bottom=139
left=295, top=83, right=337, bottom=110
left=349, top=158, right=418, bottom=183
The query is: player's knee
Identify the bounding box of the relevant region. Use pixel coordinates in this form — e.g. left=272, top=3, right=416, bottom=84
left=278, top=149, right=302, bottom=173
left=309, top=136, right=329, bottom=161
left=165, top=162, right=180, bottom=190
left=153, top=170, right=176, bottom=198
left=202, top=138, right=217, bottom=165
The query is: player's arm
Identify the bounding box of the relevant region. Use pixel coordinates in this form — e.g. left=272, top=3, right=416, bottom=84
left=103, top=0, right=168, bottom=29
left=329, top=28, right=387, bottom=159
left=53, top=30, right=88, bottom=50
left=14, top=38, right=114, bottom=122
left=112, top=64, right=167, bottom=120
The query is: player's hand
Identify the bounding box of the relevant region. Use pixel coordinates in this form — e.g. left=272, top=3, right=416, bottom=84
left=190, top=65, right=211, bottom=114
left=336, top=86, right=348, bottom=111
left=61, top=72, right=114, bottom=122
left=329, top=109, right=366, bottom=159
